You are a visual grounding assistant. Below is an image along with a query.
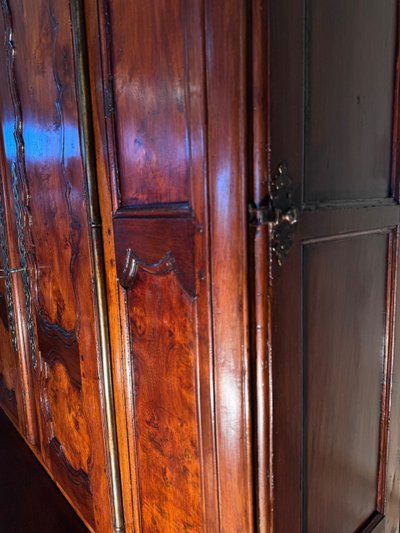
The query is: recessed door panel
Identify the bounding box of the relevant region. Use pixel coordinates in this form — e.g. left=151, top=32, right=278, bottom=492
left=113, top=215, right=205, bottom=531
left=108, top=0, right=198, bottom=207
left=304, top=0, right=397, bottom=203
left=304, top=233, right=388, bottom=532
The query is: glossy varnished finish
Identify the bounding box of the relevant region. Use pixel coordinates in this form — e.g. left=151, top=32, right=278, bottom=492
left=87, top=0, right=254, bottom=531
left=114, top=215, right=203, bottom=532
left=2, top=0, right=399, bottom=531
left=108, top=0, right=194, bottom=207
left=248, top=0, right=272, bottom=530
left=205, top=0, right=255, bottom=530
left=265, top=0, right=400, bottom=531
left=0, top=2, right=39, bottom=447
left=89, top=0, right=220, bottom=531
left=0, top=1, right=113, bottom=530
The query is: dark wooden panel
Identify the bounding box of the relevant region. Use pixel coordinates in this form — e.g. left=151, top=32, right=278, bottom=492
left=305, top=0, right=397, bottom=203
left=304, top=233, right=388, bottom=531
left=108, top=0, right=199, bottom=207
left=301, top=204, right=400, bottom=241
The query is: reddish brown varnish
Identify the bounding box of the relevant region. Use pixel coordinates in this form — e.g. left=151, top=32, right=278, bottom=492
left=0, top=1, right=400, bottom=533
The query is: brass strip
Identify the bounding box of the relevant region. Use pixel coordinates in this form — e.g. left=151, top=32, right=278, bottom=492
left=70, top=1, right=124, bottom=531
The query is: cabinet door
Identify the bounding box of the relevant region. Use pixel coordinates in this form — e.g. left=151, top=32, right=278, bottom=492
left=259, top=1, right=400, bottom=531
left=86, top=0, right=254, bottom=531
left=0, top=1, right=113, bottom=530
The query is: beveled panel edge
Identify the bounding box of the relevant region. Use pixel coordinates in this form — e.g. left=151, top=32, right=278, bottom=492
left=376, top=229, right=399, bottom=513
left=96, top=1, right=195, bottom=211
left=390, top=0, right=400, bottom=200
left=301, top=204, right=400, bottom=242
left=114, top=201, right=193, bottom=219
left=355, top=510, right=384, bottom=533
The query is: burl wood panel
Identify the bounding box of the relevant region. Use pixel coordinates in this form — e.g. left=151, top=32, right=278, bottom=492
left=304, top=233, right=388, bottom=532
left=107, top=0, right=195, bottom=207
left=305, top=0, right=397, bottom=203
left=114, top=216, right=203, bottom=532
left=0, top=1, right=113, bottom=529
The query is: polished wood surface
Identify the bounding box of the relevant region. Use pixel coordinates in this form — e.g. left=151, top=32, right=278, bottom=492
left=0, top=1, right=113, bottom=530
left=1, top=0, right=400, bottom=532
left=87, top=0, right=254, bottom=531
left=108, top=0, right=194, bottom=207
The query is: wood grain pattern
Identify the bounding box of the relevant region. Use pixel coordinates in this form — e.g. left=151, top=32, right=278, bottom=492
left=127, top=262, right=202, bottom=531
left=0, top=0, right=39, bottom=446
left=86, top=0, right=257, bottom=530
left=0, top=1, right=114, bottom=530
left=85, top=0, right=256, bottom=530
left=107, top=0, right=194, bottom=207
left=205, top=0, right=255, bottom=530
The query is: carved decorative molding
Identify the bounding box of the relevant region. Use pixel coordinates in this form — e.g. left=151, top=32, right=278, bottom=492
left=12, top=164, right=37, bottom=367
left=1, top=0, right=37, bottom=367
left=119, top=248, right=176, bottom=290
left=0, top=191, right=18, bottom=353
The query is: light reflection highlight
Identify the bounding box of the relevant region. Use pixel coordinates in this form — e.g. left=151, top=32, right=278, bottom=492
left=2, top=119, right=80, bottom=163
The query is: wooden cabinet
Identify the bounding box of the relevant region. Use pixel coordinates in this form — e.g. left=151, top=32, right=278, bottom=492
left=0, top=1, right=113, bottom=529
left=0, top=1, right=400, bottom=532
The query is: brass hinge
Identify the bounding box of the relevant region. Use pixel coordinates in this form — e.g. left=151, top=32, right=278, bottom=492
left=249, top=164, right=299, bottom=265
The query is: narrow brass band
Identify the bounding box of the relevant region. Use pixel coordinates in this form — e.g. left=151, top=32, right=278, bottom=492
left=69, top=1, right=125, bottom=531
